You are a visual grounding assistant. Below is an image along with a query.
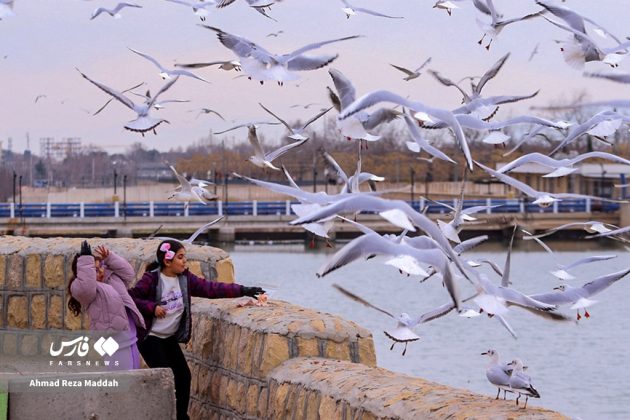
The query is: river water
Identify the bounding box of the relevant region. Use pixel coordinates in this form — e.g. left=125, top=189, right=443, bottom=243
left=226, top=240, right=630, bottom=419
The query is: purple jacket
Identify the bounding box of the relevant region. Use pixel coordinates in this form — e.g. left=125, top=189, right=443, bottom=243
left=129, top=268, right=244, bottom=343
left=71, top=253, right=145, bottom=333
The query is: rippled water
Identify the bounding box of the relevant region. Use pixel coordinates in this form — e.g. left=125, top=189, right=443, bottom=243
left=228, top=241, right=630, bottom=419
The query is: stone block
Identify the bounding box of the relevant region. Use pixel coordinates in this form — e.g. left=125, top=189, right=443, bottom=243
left=209, top=372, right=221, bottom=404
left=218, top=375, right=229, bottom=406
left=215, top=257, right=234, bottom=283
left=325, top=340, right=350, bottom=361
left=236, top=327, right=255, bottom=375
left=304, top=390, right=320, bottom=420
left=256, top=385, right=269, bottom=419
left=358, top=337, right=377, bottom=367
left=0, top=292, right=4, bottom=328
left=0, top=255, right=6, bottom=288
left=246, top=384, right=259, bottom=417
left=7, top=295, right=28, bottom=328
left=296, top=337, right=320, bottom=357
left=223, top=324, right=238, bottom=370
left=44, top=255, right=66, bottom=290
left=64, top=297, right=82, bottom=330
left=188, top=260, right=203, bottom=278
left=269, top=382, right=291, bottom=419
left=30, top=294, right=46, bottom=329
left=20, top=334, right=39, bottom=356
left=48, top=295, right=63, bottom=329
left=258, top=333, right=290, bottom=377
left=6, top=254, right=24, bottom=290
left=318, top=395, right=341, bottom=419
left=2, top=333, right=18, bottom=355
left=25, top=254, right=42, bottom=289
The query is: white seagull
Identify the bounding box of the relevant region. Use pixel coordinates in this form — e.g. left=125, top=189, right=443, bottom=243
left=164, top=0, right=218, bottom=21
left=175, top=59, right=242, bottom=72
left=340, top=0, right=403, bottom=19
left=246, top=125, right=308, bottom=170
left=153, top=216, right=224, bottom=244
left=77, top=69, right=179, bottom=135
left=167, top=165, right=212, bottom=206
left=333, top=284, right=457, bottom=355
left=403, top=112, right=456, bottom=164
left=530, top=268, right=630, bottom=320
left=328, top=69, right=400, bottom=142
left=390, top=57, right=432, bottom=81
left=507, top=358, right=540, bottom=409
left=481, top=349, right=514, bottom=400
left=475, top=1, right=545, bottom=50
left=337, top=89, right=473, bottom=170
left=476, top=160, right=625, bottom=208
left=259, top=102, right=332, bottom=141
left=200, top=25, right=360, bottom=85
left=0, top=0, right=15, bottom=19
left=90, top=2, right=141, bottom=20
left=497, top=151, right=630, bottom=178
left=129, top=48, right=209, bottom=83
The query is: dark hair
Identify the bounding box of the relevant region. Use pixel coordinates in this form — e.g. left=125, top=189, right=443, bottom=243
left=145, top=240, right=185, bottom=272
left=67, top=254, right=82, bottom=317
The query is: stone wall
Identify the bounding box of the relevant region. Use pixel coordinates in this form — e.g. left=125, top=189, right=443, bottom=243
left=0, top=237, right=567, bottom=419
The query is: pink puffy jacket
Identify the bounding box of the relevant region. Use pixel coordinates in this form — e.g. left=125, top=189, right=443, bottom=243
left=71, top=252, right=145, bottom=332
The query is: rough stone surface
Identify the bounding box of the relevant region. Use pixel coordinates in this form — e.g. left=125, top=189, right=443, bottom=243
left=268, top=358, right=569, bottom=420
left=30, top=294, right=46, bottom=329
left=25, top=254, right=41, bottom=289
left=7, top=295, right=27, bottom=328
left=43, top=254, right=65, bottom=289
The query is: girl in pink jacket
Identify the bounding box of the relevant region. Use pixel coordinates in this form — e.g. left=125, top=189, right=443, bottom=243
left=67, top=241, right=145, bottom=370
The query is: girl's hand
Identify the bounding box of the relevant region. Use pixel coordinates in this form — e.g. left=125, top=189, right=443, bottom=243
left=154, top=305, right=167, bottom=319
left=94, top=245, right=110, bottom=260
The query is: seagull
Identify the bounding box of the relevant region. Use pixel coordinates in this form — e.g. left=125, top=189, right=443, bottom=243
left=259, top=102, right=332, bottom=141
left=337, top=89, right=473, bottom=170
left=129, top=89, right=190, bottom=110
left=34, top=94, right=47, bottom=103
left=167, top=165, right=212, bottom=206
left=129, top=48, right=209, bottom=83
left=200, top=25, right=360, bottom=85
left=175, top=59, right=242, bottom=72
left=153, top=216, right=224, bottom=244
left=539, top=14, right=630, bottom=68
left=320, top=148, right=384, bottom=194
left=340, top=0, right=403, bottom=19
left=328, top=69, right=401, bottom=142
left=584, top=71, right=630, bottom=84
left=403, top=112, right=456, bottom=164
left=475, top=2, right=545, bottom=50
left=93, top=81, right=145, bottom=116
left=333, top=284, right=457, bottom=355
left=77, top=69, right=179, bottom=135
left=0, top=0, right=15, bottom=19
left=522, top=221, right=617, bottom=240
left=432, top=1, right=459, bottom=16
left=266, top=30, right=284, bottom=37
left=549, top=255, right=617, bottom=281
left=475, top=160, right=625, bottom=208
left=530, top=268, right=630, bottom=320
left=246, top=125, right=308, bottom=170
left=481, top=349, right=514, bottom=400
left=164, top=0, right=218, bottom=21
left=216, top=0, right=277, bottom=21
left=497, top=151, right=630, bottom=178
left=507, top=358, right=540, bottom=409
left=390, top=57, right=432, bottom=81
left=190, top=108, right=224, bottom=120
left=90, top=2, right=142, bottom=20
left=214, top=121, right=280, bottom=135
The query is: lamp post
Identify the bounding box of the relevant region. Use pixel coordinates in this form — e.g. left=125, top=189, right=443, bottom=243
left=12, top=170, right=16, bottom=205
left=18, top=174, right=23, bottom=220
left=113, top=169, right=118, bottom=196
left=123, top=174, right=127, bottom=220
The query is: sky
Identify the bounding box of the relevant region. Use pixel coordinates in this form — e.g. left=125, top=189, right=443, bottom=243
left=1, top=0, right=628, bottom=155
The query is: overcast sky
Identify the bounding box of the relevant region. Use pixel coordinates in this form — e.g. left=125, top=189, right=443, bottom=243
left=1, top=0, right=628, bottom=154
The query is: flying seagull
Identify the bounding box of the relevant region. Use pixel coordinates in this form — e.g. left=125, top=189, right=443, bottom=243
left=90, top=2, right=142, bottom=20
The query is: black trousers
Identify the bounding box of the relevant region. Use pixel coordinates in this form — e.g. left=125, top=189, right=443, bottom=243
left=139, top=335, right=191, bottom=420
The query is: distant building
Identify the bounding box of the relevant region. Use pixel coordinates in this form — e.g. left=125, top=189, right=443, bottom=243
left=135, top=162, right=174, bottom=182
left=495, top=162, right=630, bottom=199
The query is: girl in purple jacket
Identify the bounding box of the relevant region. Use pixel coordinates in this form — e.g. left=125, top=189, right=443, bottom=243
left=129, top=239, right=265, bottom=420
left=68, top=241, right=145, bottom=370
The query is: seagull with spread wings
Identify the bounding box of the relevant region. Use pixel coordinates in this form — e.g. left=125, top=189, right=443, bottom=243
left=340, top=0, right=403, bottom=19
left=77, top=69, right=179, bottom=135
left=90, top=2, right=141, bottom=20
left=200, top=25, right=360, bottom=85
left=129, top=48, right=209, bottom=83
left=259, top=102, right=332, bottom=141
left=246, top=125, right=308, bottom=170
left=390, top=57, right=432, bottom=81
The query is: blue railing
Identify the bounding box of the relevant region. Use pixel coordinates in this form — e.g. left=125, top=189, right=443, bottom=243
left=0, top=198, right=619, bottom=219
